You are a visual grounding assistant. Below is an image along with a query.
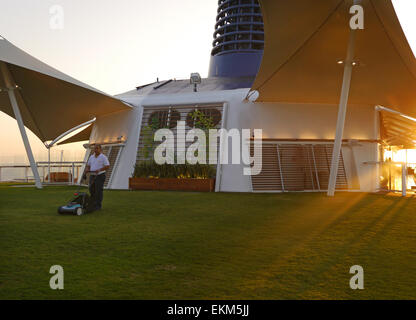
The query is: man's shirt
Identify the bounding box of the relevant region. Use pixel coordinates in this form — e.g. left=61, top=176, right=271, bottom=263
left=87, top=153, right=110, bottom=174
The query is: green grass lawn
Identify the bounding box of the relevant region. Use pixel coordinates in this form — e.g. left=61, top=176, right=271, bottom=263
left=1, top=185, right=415, bottom=300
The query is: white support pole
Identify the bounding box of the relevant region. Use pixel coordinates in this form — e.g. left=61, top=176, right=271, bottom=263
left=71, top=162, right=75, bottom=185
left=48, top=147, right=51, bottom=183
left=215, top=102, right=229, bottom=192
left=327, top=3, right=360, bottom=196
left=0, top=62, right=42, bottom=189
left=402, top=163, right=407, bottom=197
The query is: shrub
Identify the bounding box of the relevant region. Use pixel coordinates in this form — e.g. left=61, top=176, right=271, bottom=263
left=133, top=161, right=216, bottom=179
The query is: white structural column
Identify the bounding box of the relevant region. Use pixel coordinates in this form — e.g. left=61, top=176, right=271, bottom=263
left=402, top=164, right=407, bottom=197
left=327, top=2, right=361, bottom=196
left=48, top=147, right=51, bottom=183
left=0, top=62, right=43, bottom=189
left=45, top=117, right=96, bottom=184
left=215, top=102, right=229, bottom=192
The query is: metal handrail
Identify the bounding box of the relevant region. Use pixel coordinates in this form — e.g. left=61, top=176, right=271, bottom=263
left=0, top=162, right=86, bottom=185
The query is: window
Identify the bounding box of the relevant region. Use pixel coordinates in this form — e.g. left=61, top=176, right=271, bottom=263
left=186, top=108, right=222, bottom=128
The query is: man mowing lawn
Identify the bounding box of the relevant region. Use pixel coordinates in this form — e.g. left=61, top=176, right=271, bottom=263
left=85, top=145, right=110, bottom=211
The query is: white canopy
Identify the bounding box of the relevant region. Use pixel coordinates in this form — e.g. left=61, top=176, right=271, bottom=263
left=0, top=37, right=130, bottom=142
left=253, top=0, right=416, bottom=116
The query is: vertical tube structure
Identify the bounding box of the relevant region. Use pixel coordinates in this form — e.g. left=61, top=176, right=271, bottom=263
left=209, top=0, right=264, bottom=78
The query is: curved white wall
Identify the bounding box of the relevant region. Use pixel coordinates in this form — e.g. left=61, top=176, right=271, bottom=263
left=90, top=88, right=379, bottom=192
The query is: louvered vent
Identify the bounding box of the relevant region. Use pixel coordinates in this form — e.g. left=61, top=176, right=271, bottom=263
left=250, top=144, right=283, bottom=191
left=104, top=146, right=122, bottom=187
left=80, top=145, right=123, bottom=188
left=251, top=143, right=349, bottom=192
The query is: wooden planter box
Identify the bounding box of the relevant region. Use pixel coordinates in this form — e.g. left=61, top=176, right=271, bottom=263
left=129, top=178, right=215, bottom=192
left=45, top=172, right=72, bottom=182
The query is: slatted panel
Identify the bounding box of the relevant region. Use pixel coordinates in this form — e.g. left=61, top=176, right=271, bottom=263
left=251, top=144, right=283, bottom=191
left=312, top=144, right=348, bottom=190
left=279, top=144, right=315, bottom=191
left=80, top=145, right=123, bottom=187
left=104, top=146, right=122, bottom=187
left=304, top=145, right=320, bottom=190
left=251, top=143, right=349, bottom=192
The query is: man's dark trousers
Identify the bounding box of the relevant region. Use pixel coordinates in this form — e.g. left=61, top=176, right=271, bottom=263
left=89, top=174, right=106, bottom=210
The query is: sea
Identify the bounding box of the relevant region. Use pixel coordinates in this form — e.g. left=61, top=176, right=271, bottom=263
left=0, top=150, right=85, bottom=182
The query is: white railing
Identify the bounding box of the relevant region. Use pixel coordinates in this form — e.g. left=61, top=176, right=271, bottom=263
left=363, top=161, right=415, bottom=197
left=0, top=161, right=85, bottom=185
left=0, top=165, right=34, bottom=183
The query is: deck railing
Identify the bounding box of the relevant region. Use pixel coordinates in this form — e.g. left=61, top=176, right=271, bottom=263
left=0, top=161, right=85, bottom=185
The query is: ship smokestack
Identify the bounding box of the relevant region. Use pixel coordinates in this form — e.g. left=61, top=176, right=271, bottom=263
left=208, top=0, right=264, bottom=78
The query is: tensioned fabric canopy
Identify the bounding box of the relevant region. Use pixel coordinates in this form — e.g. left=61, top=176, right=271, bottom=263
left=253, top=0, right=416, bottom=116
left=56, top=125, right=93, bottom=146
left=0, top=37, right=130, bottom=142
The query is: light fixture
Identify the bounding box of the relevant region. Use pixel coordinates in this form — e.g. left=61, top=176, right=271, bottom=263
left=190, top=73, right=202, bottom=92
left=337, top=60, right=360, bottom=67
left=247, top=90, right=259, bottom=102
left=0, top=85, right=20, bottom=92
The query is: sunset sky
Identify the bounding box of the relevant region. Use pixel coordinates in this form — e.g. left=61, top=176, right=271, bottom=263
left=0, top=0, right=415, bottom=164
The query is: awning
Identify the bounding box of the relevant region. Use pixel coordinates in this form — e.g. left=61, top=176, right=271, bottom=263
left=0, top=37, right=130, bottom=142
left=56, top=125, right=93, bottom=146
left=377, top=106, right=416, bottom=148
left=253, top=0, right=416, bottom=115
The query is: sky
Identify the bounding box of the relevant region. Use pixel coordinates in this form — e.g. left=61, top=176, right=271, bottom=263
left=0, top=0, right=415, bottom=164
left=0, top=0, right=217, bottom=163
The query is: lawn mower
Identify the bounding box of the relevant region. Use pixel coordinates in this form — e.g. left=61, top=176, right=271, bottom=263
left=58, top=174, right=96, bottom=216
